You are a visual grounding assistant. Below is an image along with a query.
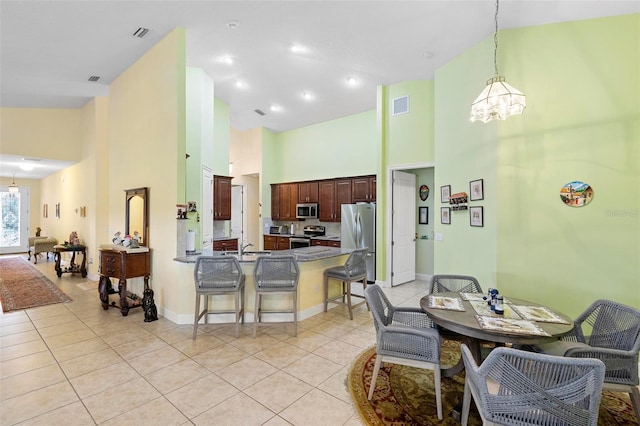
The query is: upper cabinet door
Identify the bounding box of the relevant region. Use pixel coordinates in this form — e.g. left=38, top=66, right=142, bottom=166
left=213, top=175, right=232, bottom=221
left=279, top=183, right=298, bottom=220
left=318, top=180, right=336, bottom=222
left=298, top=181, right=319, bottom=203
left=351, top=176, right=376, bottom=203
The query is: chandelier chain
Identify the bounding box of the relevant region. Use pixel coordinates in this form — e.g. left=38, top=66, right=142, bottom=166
left=493, top=0, right=499, bottom=76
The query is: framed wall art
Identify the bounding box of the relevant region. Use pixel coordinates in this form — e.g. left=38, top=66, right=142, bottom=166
left=560, top=181, right=593, bottom=207
left=55, top=203, right=60, bottom=219
left=470, top=179, right=484, bottom=201
left=419, top=207, right=428, bottom=224
left=440, top=185, right=451, bottom=203
left=470, top=206, right=484, bottom=227
left=441, top=207, right=451, bottom=224
left=43, top=204, right=48, bottom=218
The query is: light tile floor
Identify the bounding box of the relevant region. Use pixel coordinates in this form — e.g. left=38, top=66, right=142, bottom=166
left=0, top=254, right=430, bottom=425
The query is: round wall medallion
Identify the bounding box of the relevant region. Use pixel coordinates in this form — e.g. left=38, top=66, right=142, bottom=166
left=560, top=181, right=593, bottom=207
left=419, top=185, right=429, bottom=201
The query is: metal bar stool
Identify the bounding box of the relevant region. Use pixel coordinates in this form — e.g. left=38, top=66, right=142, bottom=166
left=193, top=256, right=245, bottom=339
left=253, top=255, right=300, bottom=338
left=323, top=247, right=369, bottom=320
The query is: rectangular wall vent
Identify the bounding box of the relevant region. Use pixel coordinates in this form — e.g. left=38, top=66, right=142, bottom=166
left=88, top=76, right=100, bottom=82
left=133, top=27, right=150, bottom=38
left=392, top=95, right=409, bottom=116
left=254, top=109, right=266, bottom=116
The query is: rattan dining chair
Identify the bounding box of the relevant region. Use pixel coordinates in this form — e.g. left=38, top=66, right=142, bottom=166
left=323, top=247, right=369, bottom=320
left=533, top=299, right=640, bottom=422
left=428, top=274, right=483, bottom=294
left=193, top=256, right=245, bottom=339
left=253, top=255, right=300, bottom=338
left=364, top=285, right=443, bottom=420
left=460, top=343, right=605, bottom=426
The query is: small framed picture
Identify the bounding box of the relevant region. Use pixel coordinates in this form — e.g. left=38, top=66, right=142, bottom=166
left=419, top=185, right=429, bottom=201
left=419, top=207, right=428, bottom=224
left=441, top=185, right=451, bottom=203
left=43, top=204, right=48, bottom=218
left=441, top=207, right=451, bottom=224
left=55, top=203, right=60, bottom=219
left=470, top=206, right=484, bottom=227
left=470, top=179, right=484, bottom=201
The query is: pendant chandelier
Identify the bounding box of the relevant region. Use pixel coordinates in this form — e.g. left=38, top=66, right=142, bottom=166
left=470, top=0, right=526, bottom=123
left=8, top=174, right=18, bottom=193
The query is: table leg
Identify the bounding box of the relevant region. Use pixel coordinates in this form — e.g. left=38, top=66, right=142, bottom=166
left=119, top=279, right=129, bottom=316
left=80, top=249, right=87, bottom=277
left=98, top=276, right=110, bottom=310
left=55, top=252, right=62, bottom=277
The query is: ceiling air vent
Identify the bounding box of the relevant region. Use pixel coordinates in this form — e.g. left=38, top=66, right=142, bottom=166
left=392, top=95, right=409, bottom=116
left=133, top=27, right=150, bottom=38
left=254, top=109, right=266, bottom=116
left=88, top=76, right=100, bottom=82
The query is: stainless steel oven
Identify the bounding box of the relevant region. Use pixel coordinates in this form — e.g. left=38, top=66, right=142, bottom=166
left=290, top=237, right=311, bottom=249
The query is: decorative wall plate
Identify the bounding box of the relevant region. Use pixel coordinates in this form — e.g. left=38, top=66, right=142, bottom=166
left=560, top=181, right=593, bottom=207
left=419, top=184, right=429, bottom=201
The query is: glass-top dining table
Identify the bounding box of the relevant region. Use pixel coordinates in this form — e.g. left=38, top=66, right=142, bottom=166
left=420, top=291, right=575, bottom=376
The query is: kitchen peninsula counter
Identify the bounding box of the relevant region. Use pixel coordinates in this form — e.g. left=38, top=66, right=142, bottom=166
left=173, top=246, right=352, bottom=324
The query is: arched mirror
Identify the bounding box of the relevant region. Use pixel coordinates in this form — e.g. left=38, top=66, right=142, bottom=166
left=125, top=187, right=148, bottom=246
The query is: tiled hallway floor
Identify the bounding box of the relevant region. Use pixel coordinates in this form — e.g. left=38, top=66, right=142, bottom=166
left=0, top=254, right=429, bottom=425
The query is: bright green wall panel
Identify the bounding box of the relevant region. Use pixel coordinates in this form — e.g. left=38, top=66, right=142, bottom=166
left=213, top=98, right=230, bottom=175
left=270, top=110, right=376, bottom=183
left=496, top=14, right=640, bottom=316
left=434, top=36, right=499, bottom=288
left=386, top=80, right=435, bottom=166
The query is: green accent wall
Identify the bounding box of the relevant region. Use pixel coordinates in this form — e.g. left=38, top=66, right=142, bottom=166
left=496, top=14, right=640, bottom=315
left=435, top=14, right=639, bottom=316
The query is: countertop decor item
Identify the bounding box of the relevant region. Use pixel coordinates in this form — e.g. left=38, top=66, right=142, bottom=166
left=470, top=0, right=526, bottom=123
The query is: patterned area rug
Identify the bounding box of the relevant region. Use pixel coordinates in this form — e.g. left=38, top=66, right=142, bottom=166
left=0, top=256, right=72, bottom=312
left=348, top=339, right=638, bottom=425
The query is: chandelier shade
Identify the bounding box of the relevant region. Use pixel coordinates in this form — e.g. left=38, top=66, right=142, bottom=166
left=470, top=0, right=526, bottom=123
left=470, top=76, right=526, bottom=123
left=8, top=175, right=18, bottom=193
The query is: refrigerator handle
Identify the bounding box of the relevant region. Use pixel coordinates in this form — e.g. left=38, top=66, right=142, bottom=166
left=356, top=212, right=362, bottom=248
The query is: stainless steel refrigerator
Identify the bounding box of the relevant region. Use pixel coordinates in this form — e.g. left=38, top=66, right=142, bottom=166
left=341, top=203, right=376, bottom=282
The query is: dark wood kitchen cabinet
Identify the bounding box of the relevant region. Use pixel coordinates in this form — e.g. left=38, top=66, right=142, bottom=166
left=298, top=181, right=319, bottom=203
left=213, top=175, right=232, bottom=220
left=352, top=176, right=376, bottom=203
left=271, top=183, right=298, bottom=220
left=265, top=235, right=291, bottom=250
left=212, top=238, right=238, bottom=251
left=318, top=178, right=352, bottom=222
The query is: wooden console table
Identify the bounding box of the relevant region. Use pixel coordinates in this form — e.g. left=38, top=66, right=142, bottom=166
left=53, top=244, right=87, bottom=278
left=98, top=247, right=151, bottom=316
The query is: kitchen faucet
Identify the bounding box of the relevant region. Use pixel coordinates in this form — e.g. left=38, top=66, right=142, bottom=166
left=239, top=242, right=253, bottom=256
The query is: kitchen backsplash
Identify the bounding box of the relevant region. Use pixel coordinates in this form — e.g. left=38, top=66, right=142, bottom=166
left=264, top=217, right=341, bottom=237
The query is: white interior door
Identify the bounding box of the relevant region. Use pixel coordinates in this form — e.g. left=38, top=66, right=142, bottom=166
left=391, top=170, right=416, bottom=286
left=202, top=168, right=213, bottom=251
left=230, top=185, right=244, bottom=243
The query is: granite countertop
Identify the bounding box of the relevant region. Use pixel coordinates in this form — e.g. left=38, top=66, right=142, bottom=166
left=264, top=233, right=341, bottom=241
left=212, top=236, right=238, bottom=241
left=174, top=246, right=351, bottom=264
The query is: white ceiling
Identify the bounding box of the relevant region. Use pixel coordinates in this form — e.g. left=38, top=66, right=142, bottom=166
left=1, top=0, right=638, bottom=179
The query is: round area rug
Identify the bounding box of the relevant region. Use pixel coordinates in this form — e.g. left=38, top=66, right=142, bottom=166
left=348, top=339, right=638, bottom=425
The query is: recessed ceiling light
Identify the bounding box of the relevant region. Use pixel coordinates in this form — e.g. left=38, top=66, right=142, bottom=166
left=290, top=43, right=307, bottom=54
left=235, top=80, right=245, bottom=88
left=302, top=92, right=314, bottom=101
left=423, top=52, right=434, bottom=58
left=226, top=20, right=239, bottom=29
left=19, top=164, right=34, bottom=171
left=219, top=55, right=234, bottom=65
left=270, top=104, right=281, bottom=112
left=346, top=76, right=358, bottom=86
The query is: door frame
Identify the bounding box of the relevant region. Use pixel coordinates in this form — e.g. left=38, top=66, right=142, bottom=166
left=385, top=161, right=434, bottom=287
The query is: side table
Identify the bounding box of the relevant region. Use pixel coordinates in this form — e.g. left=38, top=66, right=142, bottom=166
left=53, top=244, right=87, bottom=278
left=98, top=246, right=151, bottom=317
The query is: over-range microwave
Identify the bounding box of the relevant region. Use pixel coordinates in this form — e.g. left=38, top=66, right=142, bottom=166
left=296, top=203, right=318, bottom=219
